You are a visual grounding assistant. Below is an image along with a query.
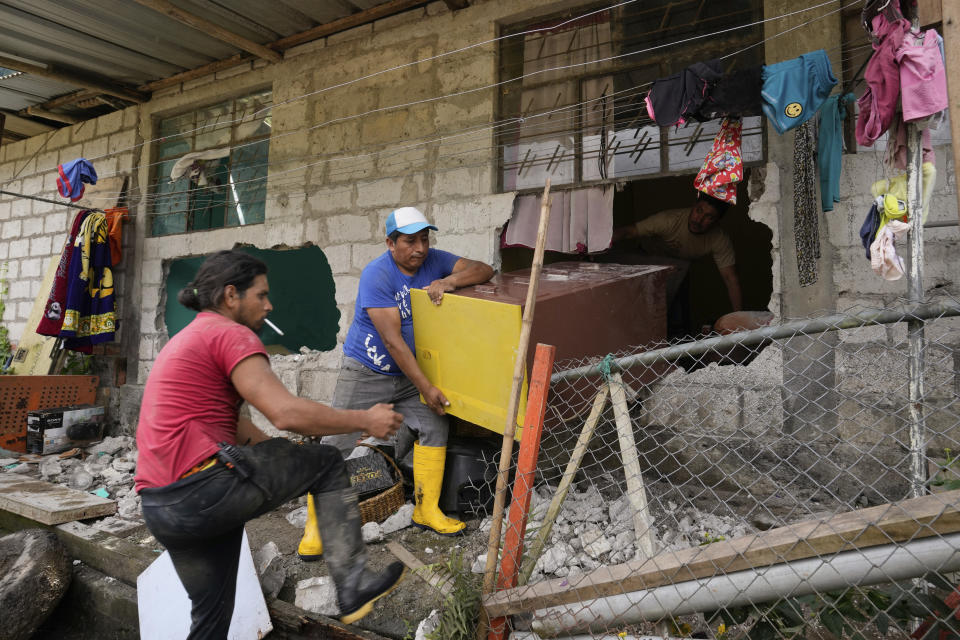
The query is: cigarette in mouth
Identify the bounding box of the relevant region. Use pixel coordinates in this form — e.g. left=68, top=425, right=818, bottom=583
left=264, top=318, right=284, bottom=335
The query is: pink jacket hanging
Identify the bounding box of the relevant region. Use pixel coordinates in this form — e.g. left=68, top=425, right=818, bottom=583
left=896, top=28, right=948, bottom=122
left=856, top=14, right=911, bottom=146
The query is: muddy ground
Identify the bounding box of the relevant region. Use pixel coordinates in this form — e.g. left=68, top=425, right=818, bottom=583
left=244, top=498, right=489, bottom=639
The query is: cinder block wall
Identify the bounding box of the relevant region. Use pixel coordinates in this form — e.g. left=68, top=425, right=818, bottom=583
left=0, top=107, right=139, bottom=348
left=131, top=0, right=533, bottom=424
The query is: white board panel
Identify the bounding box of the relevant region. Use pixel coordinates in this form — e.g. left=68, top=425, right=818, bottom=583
left=137, top=529, right=272, bottom=639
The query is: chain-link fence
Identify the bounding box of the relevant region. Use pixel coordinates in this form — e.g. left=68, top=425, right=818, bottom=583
left=469, top=294, right=960, bottom=640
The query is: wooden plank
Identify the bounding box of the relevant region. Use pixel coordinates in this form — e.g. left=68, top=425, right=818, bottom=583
left=138, top=54, right=250, bottom=92
left=269, top=0, right=428, bottom=50
left=0, top=110, right=57, bottom=138
left=519, top=386, right=608, bottom=585
left=132, top=0, right=283, bottom=64
left=610, top=372, right=654, bottom=559
left=490, top=344, right=556, bottom=640
left=497, top=344, right=556, bottom=591
left=267, top=598, right=392, bottom=639
left=483, top=489, right=960, bottom=618
left=386, top=541, right=452, bottom=595
left=943, top=0, right=960, bottom=225
left=8, top=255, right=61, bottom=376
left=20, top=89, right=97, bottom=113
left=22, top=107, right=80, bottom=124
left=0, top=473, right=115, bottom=525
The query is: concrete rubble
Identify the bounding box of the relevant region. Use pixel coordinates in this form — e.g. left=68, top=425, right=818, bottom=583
left=294, top=575, right=339, bottom=617
left=3, top=435, right=431, bottom=614
left=476, top=486, right=755, bottom=583
left=253, top=541, right=285, bottom=600
left=3, top=428, right=761, bottom=628
left=415, top=609, right=440, bottom=640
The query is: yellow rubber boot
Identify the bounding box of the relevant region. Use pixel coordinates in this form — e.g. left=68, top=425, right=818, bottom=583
left=297, top=493, right=323, bottom=560
left=412, top=443, right=466, bottom=536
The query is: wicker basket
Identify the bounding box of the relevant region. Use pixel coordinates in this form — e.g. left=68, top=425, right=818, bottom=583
left=355, top=443, right=405, bottom=524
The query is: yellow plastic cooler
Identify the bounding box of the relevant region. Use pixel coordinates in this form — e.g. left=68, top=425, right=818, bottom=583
left=411, top=262, right=671, bottom=439
left=411, top=289, right=528, bottom=439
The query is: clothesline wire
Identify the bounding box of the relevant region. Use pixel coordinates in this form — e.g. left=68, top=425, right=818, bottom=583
left=17, top=2, right=863, bottom=210
left=0, top=189, right=108, bottom=214
left=93, top=121, right=770, bottom=224
left=69, top=32, right=867, bottom=206
left=10, top=0, right=855, bottom=187
left=61, top=82, right=683, bottom=205
left=74, top=89, right=766, bottom=207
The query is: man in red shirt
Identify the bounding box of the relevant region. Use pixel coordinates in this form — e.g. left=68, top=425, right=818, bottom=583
left=135, top=250, right=405, bottom=639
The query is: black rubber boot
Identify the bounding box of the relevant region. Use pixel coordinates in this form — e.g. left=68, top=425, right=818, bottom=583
left=314, top=488, right=406, bottom=624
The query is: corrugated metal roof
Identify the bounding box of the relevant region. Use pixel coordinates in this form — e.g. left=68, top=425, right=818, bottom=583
left=0, top=0, right=432, bottom=140
left=0, top=73, right=76, bottom=111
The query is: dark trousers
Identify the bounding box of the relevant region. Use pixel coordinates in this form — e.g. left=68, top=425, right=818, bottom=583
left=139, top=438, right=349, bottom=640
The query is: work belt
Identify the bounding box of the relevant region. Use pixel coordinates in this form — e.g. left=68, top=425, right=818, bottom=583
left=180, top=455, right=218, bottom=479
left=179, top=443, right=273, bottom=501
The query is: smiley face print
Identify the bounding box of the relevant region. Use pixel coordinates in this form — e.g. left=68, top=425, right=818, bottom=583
left=784, top=102, right=803, bottom=118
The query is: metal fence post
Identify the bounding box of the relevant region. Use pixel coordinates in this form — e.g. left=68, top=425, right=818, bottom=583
left=906, top=122, right=927, bottom=499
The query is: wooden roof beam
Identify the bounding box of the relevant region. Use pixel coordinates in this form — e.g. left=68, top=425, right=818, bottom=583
left=139, top=53, right=249, bottom=92
left=20, top=89, right=98, bottom=114
left=0, top=55, right=147, bottom=104
left=269, top=0, right=428, bottom=50
left=21, top=106, right=81, bottom=125
left=0, top=110, right=58, bottom=138
left=141, top=1, right=431, bottom=92
left=133, top=0, right=283, bottom=64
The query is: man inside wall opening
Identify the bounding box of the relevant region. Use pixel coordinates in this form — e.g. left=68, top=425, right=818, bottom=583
left=305, top=206, right=494, bottom=547
left=612, top=192, right=742, bottom=335
left=135, top=250, right=406, bottom=638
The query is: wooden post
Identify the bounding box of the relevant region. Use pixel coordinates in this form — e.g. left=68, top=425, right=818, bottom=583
left=519, top=385, right=609, bottom=586
left=478, top=180, right=552, bottom=639
left=488, top=343, right=557, bottom=640
left=942, top=0, right=960, bottom=224
left=609, top=372, right=655, bottom=559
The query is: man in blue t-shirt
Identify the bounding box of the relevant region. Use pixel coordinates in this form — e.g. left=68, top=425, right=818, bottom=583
left=299, top=207, right=493, bottom=552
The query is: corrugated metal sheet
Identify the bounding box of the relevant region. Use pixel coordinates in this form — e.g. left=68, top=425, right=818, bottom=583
left=0, top=0, right=412, bottom=136
left=0, top=74, right=76, bottom=111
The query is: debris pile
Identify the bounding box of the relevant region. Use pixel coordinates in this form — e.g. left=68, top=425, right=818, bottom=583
left=3, top=436, right=145, bottom=535
left=476, top=486, right=754, bottom=583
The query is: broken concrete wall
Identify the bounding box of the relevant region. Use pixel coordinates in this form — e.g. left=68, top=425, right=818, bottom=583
left=633, top=133, right=960, bottom=505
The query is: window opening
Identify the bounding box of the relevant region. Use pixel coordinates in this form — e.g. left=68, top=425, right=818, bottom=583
left=150, top=89, right=272, bottom=237
left=498, top=1, right=765, bottom=193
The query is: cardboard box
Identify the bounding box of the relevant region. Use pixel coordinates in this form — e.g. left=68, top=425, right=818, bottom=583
left=26, top=404, right=105, bottom=454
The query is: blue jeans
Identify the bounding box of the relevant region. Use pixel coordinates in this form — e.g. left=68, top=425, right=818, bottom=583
left=139, top=438, right=349, bottom=640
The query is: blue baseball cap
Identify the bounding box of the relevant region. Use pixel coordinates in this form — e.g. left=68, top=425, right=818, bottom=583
left=385, top=206, right=438, bottom=237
